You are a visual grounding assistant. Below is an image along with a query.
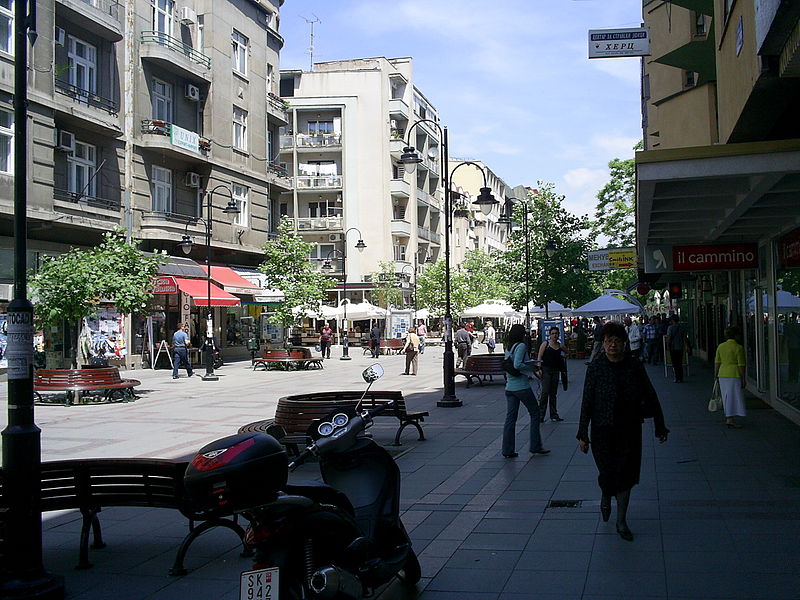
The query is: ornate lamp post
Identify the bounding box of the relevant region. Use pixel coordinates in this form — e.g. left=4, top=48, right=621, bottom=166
left=401, top=124, right=497, bottom=407
left=544, top=239, right=557, bottom=319
left=321, top=228, right=366, bottom=360
left=179, top=184, right=240, bottom=380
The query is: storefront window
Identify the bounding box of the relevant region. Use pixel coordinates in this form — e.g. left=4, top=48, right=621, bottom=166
left=776, top=231, right=800, bottom=411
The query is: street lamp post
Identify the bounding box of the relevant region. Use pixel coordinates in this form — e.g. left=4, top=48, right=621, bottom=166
left=321, top=228, right=366, bottom=360
left=544, top=239, right=556, bottom=320
left=401, top=125, right=497, bottom=407
left=179, top=185, right=240, bottom=380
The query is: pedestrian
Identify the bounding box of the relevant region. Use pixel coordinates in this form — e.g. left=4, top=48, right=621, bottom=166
left=369, top=323, right=382, bottom=359
left=319, top=322, right=333, bottom=359
left=577, top=321, right=669, bottom=541
left=665, top=315, right=691, bottom=382
left=502, top=323, right=550, bottom=458
left=402, top=326, right=420, bottom=375
left=171, top=323, right=194, bottom=379
left=587, top=316, right=604, bottom=363
left=654, top=315, right=668, bottom=365
left=466, top=320, right=477, bottom=348
left=454, top=324, right=473, bottom=368
left=642, top=316, right=657, bottom=364
left=416, top=320, right=427, bottom=355
left=625, top=317, right=643, bottom=360
left=537, top=326, right=566, bottom=422
left=483, top=320, right=497, bottom=353
left=714, top=326, right=746, bottom=428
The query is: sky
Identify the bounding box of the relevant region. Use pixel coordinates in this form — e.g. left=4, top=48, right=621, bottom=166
left=277, top=0, right=643, bottom=219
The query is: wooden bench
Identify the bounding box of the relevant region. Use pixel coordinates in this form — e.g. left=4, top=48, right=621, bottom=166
left=363, top=338, right=405, bottom=355
left=454, top=354, right=507, bottom=387
left=238, top=390, right=428, bottom=454
left=34, top=367, right=141, bottom=406
left=0, top=458, right=250, bottom=576
left=252, top=349, right=323, bottom=371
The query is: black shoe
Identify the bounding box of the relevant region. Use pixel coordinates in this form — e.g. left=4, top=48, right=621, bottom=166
left=600, top=499, right=611, bottom=522
left=172, top=376, right=179, bottom=379
left=616, top=524, right=634, bottom=541
left=502, top=452, right=519, bottom=458
left=531, top=449, right=551, bottom=455
left=551, top=416, right=564, bottom=422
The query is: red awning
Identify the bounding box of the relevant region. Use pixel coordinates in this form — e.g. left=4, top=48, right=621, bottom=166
left=174, top=278, right=241, bottom=306
left=199, top=266, right=261, bottom=294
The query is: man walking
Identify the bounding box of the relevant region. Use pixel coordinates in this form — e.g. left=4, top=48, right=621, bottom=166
left=643, top=316, right=657, bottom=363
left=454, top=324, right=473, bottom=368
left=666, top=314, right=690, bottom=382
left=172, top=323, right=194, bottom=379
left=369, top=323, right=382, bottom=358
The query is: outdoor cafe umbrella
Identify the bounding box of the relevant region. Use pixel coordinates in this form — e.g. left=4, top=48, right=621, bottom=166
left=460, top=300, right=513, bottom=319
left=528, top=301, right=573, bottom=317
left=572, top=294, right=643, bottom=316
left=747, top=290, right=800, bottom=313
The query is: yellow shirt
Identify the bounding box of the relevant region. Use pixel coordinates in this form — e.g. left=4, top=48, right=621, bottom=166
left=714, top=339, right=745, bottom=378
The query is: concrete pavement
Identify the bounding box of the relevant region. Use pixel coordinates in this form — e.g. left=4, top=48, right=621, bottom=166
left=2, top=344, right=799, bottom=599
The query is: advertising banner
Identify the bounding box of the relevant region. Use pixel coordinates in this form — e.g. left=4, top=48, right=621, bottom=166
left=588, top=28, right=650, bottom=58
left=588, top=248, right=637, bottom=271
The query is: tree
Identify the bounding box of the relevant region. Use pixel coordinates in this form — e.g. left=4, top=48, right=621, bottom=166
left=29, top=230, right=165, bottom=367
left=258, top=218, right=329, bottom=344
left=497, top=182, right=597, bottom=311
left=369, top=261, right=405, bottom=334
left=458, top=249, right=510, bottom=309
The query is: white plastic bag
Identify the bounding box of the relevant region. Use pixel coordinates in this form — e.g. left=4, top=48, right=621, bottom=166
left=708, top=379, right=722, bottom=412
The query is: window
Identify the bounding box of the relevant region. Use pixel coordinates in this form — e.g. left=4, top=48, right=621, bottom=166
left=307, top=120, right=333, bottom=135
left=694, top=12, right=706, bottom=36
left=393, top=244, right=406, bottom=262
left=0, top=108, right=12, bottom=173
left=0, top=0, right=11, bottom=55
left=310, top=243, right=334, bottom=262
left=309, top=201, right=338, bottom=218
left=233, top=106, right=247, bottom=151
left=723, top=0, right=734, bottom=21
left=68, top=141, right=96, bottom=197
left=67, top=36, right=97, bottom=102
left=232, top=30, right=248, bottom=75
left=151, top=166, right=172, bottom=212
left=197, top=14, right=204, bottom=50
left=151, top=0, right=174, bottom=37
left=152, top=77, right=172, bottom=121
left=231, top=183, right=248, bottom=226
left=684, top=70, right=697, bottom=87
left=266, top=64, right=274, bottom=93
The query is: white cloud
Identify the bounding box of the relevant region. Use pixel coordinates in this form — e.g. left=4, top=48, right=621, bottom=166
left=561, top=167, right=609, bottom=218
left=589, top=56, right=642, bottom=87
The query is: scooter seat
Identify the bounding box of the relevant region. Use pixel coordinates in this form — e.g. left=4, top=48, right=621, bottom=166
left=285, top=481, right=355, bottom=516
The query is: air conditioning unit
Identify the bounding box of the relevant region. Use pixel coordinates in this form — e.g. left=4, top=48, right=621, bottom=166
left=54, top=27, right=65, bottom=46
left=55, top=130, right=75, bottom=153
left=0, top=283, right=13, bottom=301
left=179, top=6, right=197, bottom=25
left=328, top=233, right=343, bottom=242
left=184, top=172, right=202, bottom=188
left=185, top=84, right=201, bottom=101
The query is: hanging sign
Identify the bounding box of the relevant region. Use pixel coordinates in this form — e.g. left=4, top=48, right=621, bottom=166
left=588, top=248, right=637, bottom=271
left=589, top=28, right=650, bottom=58
left=152, top=276, right=178, bottom=294
left=672, top=243, right=757, bottom=271
left=778, top=227, right=800, bottom=268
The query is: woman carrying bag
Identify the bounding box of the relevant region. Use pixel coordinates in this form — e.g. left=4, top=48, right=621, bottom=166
left=714, top=326, right=746, bottom=428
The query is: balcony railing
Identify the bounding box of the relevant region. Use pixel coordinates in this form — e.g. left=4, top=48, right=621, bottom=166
left=268, top=92, right=289, bottom=113
left=296, top=133, right=342, bottom=148
left=417, top=226, right=442, bottom=244
left=296, top=175, right=343, bottom=189
left=279, top=135, right=294, bottom=149
left=54, top=188, right=120, bottom=211
left=142, top=210, right=198, bottom=224
left=267, top=162, right=290, bottom=179
left=55, top=79, right=118, bottom=115
left=295, top=216, right=343, bottom=231
left=141, top=119, right=211, bottom=154
left=140, top=31, right=211, bottom=69
left=76, top=0, right=121, bottom=19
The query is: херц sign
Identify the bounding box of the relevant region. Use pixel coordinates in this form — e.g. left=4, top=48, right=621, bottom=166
left=588, top=28, right=650, bottom=58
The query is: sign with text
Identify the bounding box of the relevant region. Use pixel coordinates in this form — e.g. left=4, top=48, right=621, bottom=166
left=171, top=124, right=200, bottom=153
left=588, top=247, right=637, bottom=271
left=152, top=276, right=178, bottom=294
left=589, top=28, right=650, bottom=58
left=672, top=243, right=758, bottom=271
left=778, top=227, right=800, bottom=268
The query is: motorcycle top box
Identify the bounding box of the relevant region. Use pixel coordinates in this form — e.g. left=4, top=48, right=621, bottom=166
left=184, top=432, right=288, bottom=512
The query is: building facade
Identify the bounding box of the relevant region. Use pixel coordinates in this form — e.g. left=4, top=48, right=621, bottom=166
left=278, top=57, right=442, bottom=309
left=637, top=0, right=800, bottom=424
left=0, top=0, right=288, bottom=367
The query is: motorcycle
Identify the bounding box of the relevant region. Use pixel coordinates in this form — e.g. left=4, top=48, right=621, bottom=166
left=184, top=363, right=421, bottom=600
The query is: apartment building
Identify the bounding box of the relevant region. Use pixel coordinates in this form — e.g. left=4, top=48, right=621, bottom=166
left=449, top=159, right=509, bottom=266
left=0, top=0, right=287, bottom=366
left=637, top=0, right=800, bottom=423
left=278, top=57, right=442, bottom=308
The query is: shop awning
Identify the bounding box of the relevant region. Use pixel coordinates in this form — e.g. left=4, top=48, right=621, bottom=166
left=200, top=266, right=261, bottom=295
left=150, top=254, right=207, bottom=279
left=231, top=267, right=285, bottom=303
left=174, top=278, right=240, bottom=306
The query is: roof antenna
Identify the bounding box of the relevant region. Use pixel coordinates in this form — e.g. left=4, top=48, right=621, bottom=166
left=300, top=14, right=321, bottom=71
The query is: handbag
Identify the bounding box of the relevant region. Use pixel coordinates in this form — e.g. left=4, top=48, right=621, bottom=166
left=708, top=379, right=722, bottom=412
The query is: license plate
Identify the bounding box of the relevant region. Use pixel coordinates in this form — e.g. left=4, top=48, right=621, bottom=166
left=240, top=566, right=279, bottom=600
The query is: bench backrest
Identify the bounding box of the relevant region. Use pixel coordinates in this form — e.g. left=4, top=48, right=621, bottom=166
left=463, top=354, right=504, bottom=371
left=381, top=338, right=404, bottom=348
left=262, top=349, right=291, bottom=359
left=289, top=347, right=312, bottom=358
left=275, top=391, right=405, bottom=435
left=34, top=368, right=123, bottom=387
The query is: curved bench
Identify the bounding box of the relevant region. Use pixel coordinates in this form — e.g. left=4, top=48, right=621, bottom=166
left=34, top=367, right=140, bottom=405
left=454, top=354, right=507, bottom=387
left=252, top=349, right=323, bottom=371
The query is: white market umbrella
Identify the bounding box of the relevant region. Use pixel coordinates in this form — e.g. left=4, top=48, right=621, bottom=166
left=747, top=290, right=800, bottom=313
left=415, top=308, right=431, bottom=320
left=340, top=299, right=387, bottom=321
left=461, top=300, right=513, bottom=319
left=528, top=301, right=573, bottom=317
left=572, top=294, right=643, bottom=316
left=293, top=304, right=340, bottom=320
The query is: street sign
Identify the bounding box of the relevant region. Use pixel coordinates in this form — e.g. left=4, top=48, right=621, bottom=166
left=588, top=28, right=650, bottom=58
left=588, top=248, right=637, bottom=271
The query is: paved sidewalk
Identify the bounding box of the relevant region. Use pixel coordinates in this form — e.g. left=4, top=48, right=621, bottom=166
left=2, top=347, right=799, bottom=599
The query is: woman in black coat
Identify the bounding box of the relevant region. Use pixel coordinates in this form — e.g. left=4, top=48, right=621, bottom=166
left=577, top=321, right=669, bottom=541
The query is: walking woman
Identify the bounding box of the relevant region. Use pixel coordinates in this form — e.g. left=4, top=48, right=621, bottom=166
left=537, top=326, right=566, bottom=422
left=502, top=324, right=550, bottom=458
left=714, top=326, right=746, bottom=428
left=577, top=321, right=669, bottom=541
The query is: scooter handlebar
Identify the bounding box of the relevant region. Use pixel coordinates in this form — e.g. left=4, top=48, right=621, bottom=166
left=364, top=399, right=397, bottom=418
left=289, top=447, right=315, bottom=471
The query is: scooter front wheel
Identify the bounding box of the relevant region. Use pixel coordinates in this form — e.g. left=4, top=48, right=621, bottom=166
left=398, top=549, right=421, bottom=585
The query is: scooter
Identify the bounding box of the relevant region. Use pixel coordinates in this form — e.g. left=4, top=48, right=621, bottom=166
left=184, top=363, right=421, bottom=600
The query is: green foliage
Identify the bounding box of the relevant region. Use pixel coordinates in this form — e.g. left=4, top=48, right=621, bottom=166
left=369, top=260, right=404, bottom=312
left=258, top=218, right=328, bottom=338
left=591, top=141, right=641, bottom=248
left=415, top=259, right=450, bottom=317
left=497, top=182, right=598, bottom=310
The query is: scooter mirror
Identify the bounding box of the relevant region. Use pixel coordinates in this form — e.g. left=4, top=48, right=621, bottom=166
left=362, top=364, right=384, bottom=383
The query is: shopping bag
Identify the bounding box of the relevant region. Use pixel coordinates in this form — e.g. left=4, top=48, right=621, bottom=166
left=708, top=379, right=722, bottom=412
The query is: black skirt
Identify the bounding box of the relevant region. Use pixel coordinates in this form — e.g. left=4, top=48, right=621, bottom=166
left=590, top=423, right=642, bottom=496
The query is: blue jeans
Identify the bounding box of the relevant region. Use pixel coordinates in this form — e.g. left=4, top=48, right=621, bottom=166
left=503, top=387, right=543, bottom=455
left=172, top=347, right=193, bottom=377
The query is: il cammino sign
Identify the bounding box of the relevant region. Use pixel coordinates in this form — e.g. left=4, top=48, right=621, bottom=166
left=672, top=244, right=758, bottom=271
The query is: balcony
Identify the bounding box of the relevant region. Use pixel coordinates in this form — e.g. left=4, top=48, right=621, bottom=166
left=279, top=135, right=294, bottom=151
left=56, top=0, right=122, bottom=42
left=267, top=162, right=292, bottom=191
left=296, top=133, right=342, bottom=149
left=390, top=178, right=410, bottom=198
left=389, top=97, right=410, bottom=119
left=267, top=92, right=289, bottom=126
left=296, top=175, right=343, bottom=190
left=418, top=226, right=441, bottom=245
left=140, top=31, right=211, bottom=83
left=53, top=80, right=122, bottom=137
left=139, top=119, right=210, bottom=163
left=295, top=216, right=343, bottom=231
left=53, top=188, right=121, bottom=213
left=392, top=219, right=412, bottom=237
left=389, top=130, right=405, bottom=157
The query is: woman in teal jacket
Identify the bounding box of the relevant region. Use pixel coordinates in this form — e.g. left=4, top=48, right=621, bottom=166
left=502, top=324, right=551, bottom=458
